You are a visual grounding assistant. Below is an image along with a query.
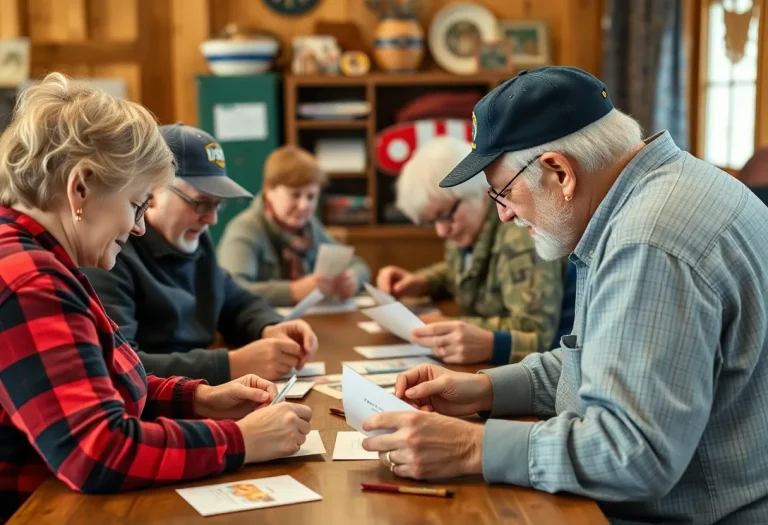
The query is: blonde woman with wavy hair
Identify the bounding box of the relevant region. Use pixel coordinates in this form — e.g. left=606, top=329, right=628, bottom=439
left=0, top=73, right=311, bottom=523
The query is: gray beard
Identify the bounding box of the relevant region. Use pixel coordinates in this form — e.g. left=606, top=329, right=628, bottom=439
left=513, top=193, right=574, bottom=261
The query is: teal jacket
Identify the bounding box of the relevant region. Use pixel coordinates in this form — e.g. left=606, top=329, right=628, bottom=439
left=217, top=193, right=371, bottom=306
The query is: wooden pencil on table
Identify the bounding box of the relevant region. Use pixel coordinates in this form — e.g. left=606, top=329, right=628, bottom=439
left=361, top=482, right=454, bottom=498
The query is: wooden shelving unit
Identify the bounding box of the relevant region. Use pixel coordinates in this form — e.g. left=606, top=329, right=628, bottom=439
left=284, top=70, right=508, bottom=226
left=296, top=119, right=369, bottom=129
left=326, top=171, right=368, bottom=179
left=284, top=70, right=510, bottom=275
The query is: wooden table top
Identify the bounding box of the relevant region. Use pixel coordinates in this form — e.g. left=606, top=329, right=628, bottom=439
left=9, top=310, right=607, bottom=525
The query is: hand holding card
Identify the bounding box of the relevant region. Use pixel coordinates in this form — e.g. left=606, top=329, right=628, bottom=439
left=314, top=244, right=355, bottom=277
left=341, top=365, right=417, bottom=437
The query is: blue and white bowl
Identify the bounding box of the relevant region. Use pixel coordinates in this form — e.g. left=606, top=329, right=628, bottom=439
left=200, top=39, right=279, bottom=75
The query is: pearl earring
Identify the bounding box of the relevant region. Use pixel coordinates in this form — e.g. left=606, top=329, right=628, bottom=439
left=564, top=195, right=572, bottom=202
left=75, top=208, right=83, bottom=222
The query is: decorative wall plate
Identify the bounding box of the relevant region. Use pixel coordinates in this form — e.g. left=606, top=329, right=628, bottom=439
left=262, top=0, right=320, bottom=16
left=428, top=3, right=500, bottom=75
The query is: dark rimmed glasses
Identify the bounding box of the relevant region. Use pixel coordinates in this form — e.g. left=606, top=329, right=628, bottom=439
left=421, top=199, right=462, bottom=226
left=132, top=197, right=151, bottom=224
left=169, top=186, right=227, bottom=215
left=487, top=156, right=540, bottom=208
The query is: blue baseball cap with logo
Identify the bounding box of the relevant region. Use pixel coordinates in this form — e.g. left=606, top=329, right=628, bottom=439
left=439, top=66, right=614, bottom=188
left=159, top=123, right=252, bottom=199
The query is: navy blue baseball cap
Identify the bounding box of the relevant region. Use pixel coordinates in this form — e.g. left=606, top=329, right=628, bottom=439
left=160, top=123, right=252, bottom=199
left=439, top=66, right=614, bottom=188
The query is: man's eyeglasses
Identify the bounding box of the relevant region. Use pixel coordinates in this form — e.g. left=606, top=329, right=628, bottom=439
left=487, top=156, right=540, bottom=208
left=169, top=186, right=227, bottom=215
left=421, top=199, right=461, bottom=226
left=132, top=197, right=151, bottom=224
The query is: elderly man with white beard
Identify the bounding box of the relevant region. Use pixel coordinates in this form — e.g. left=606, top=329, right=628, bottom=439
left=361, top=67, right=768, bottom=525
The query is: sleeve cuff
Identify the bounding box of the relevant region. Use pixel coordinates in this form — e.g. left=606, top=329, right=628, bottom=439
left=258, top=316, right=285, bottom=337
left=272, top=281, right=294, bottom=307
left=479, top=364, right=532, bottom=418
left=482, top=419, right=534, bottom=486
left=418, top=268, right=447, bottom=299
left=177, top=378, right=207, bottom=419
left=214, top=419, right=246, bottom=472
left=491, top=331, right=512, bottom=364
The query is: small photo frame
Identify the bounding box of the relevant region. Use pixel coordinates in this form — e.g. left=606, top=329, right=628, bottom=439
left=291, top=35, right=341, bottom=76
left=0, top=38, right=30, bottom=87
left=499, top=20, right=550, bottom=68
left=476, top=40, right=515, bottom=72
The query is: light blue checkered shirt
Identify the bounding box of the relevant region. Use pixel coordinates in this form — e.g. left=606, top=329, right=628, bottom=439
left=480, top=131, right=768, bottom=524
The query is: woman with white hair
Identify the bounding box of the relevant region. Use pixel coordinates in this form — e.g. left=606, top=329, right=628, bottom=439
left=376, top=135, right=564, bottom=364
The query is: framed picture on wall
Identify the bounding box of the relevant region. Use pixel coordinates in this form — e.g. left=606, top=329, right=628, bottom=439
left=0, top=38, right=30, bottom=87
left=499, top=20, right=551, bottom=68
left=476, top=40, right=515, bottom=72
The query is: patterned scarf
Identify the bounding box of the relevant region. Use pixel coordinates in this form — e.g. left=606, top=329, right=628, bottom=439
left=263, top=196, right=313, bottom=280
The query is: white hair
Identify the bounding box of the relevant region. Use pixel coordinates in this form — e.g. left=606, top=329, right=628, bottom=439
left=502, top=108, right=644, bottom=190
left=396, top=135, right=488, bottom=223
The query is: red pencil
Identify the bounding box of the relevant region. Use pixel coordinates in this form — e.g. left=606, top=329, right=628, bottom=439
left=361, top=482, right=454, bottom=498
left=329, top=407, right=345, bottom=417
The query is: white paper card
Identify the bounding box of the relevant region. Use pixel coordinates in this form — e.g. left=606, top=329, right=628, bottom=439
left=281, top=361, right=326, bottom=379
left=282, top=288, right=325, bottom=321
left=363, top=282, right=396, bottom=306
left=273, top=379, right=316, bottom=399
left=275, top=299, right=357, bottom=318
left=360, top=302, right=424, bottom=342
left=213, top=102, right=268, bottom=143
left=176, top=475, right=321, bottom=516
left=314, top=372, right=398, bottom=400
left=342, top=365, right=416, bottom=437
left=314, top=244, right=355, bottom=277
left=354, top=344, right=432, bottom=359
left=353, top=295, right=377, bottom=308
left=313, top=374, right=344, bottom=399
left=332, top=431, right=379, bottom=460
left=357, top=321, right=384, bottom=334
left=285, top=430, right=325, bottom=458
left=341, top=356, right=436, bottom=375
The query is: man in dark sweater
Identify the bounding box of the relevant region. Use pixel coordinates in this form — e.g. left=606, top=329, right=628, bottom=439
left=84, top=124, right=318, bottom=385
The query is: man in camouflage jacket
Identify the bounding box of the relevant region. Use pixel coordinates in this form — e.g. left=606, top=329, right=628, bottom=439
left=416, top=204, right=565, bottom=363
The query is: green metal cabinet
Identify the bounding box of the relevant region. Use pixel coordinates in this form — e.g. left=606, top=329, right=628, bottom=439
left=196, top=73, right=281, bottom=245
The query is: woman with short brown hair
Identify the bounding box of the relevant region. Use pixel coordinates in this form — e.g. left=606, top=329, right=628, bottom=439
left=218, top=144, right=370, bottom=306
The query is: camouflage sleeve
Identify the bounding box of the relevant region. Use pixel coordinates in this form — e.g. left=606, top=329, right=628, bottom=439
left=417, top=245, right=454, bottom=300
left=461, top=249, right=564, bottom=363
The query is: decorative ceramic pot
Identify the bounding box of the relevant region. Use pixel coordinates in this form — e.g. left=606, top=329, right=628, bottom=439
left=373, top=18, right=424, bottom=72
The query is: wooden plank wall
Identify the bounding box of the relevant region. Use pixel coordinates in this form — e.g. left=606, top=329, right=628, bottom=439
left=1, top=0, right=603, bottom=128
left=210, top=0, right=603, bottom=73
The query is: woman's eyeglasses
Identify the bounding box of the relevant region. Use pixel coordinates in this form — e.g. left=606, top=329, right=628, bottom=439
left=169, top=186, right=227, bottom=215
left=132, top=197, right=151, bottom=224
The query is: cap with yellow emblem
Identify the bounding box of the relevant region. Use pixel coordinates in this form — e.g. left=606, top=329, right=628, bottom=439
left=159, top=123, right=252, bottom=199
left=439, top=66, right=614, bottom=188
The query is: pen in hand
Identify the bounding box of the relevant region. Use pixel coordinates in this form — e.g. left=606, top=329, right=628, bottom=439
left=272, top=375, right=297, bottom=405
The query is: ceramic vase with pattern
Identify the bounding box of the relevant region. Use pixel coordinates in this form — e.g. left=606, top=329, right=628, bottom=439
left=374, top=18, right=424, bottom=73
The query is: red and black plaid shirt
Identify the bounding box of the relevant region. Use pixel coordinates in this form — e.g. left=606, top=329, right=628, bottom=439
left=0, top=207, right=245, bottom=523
